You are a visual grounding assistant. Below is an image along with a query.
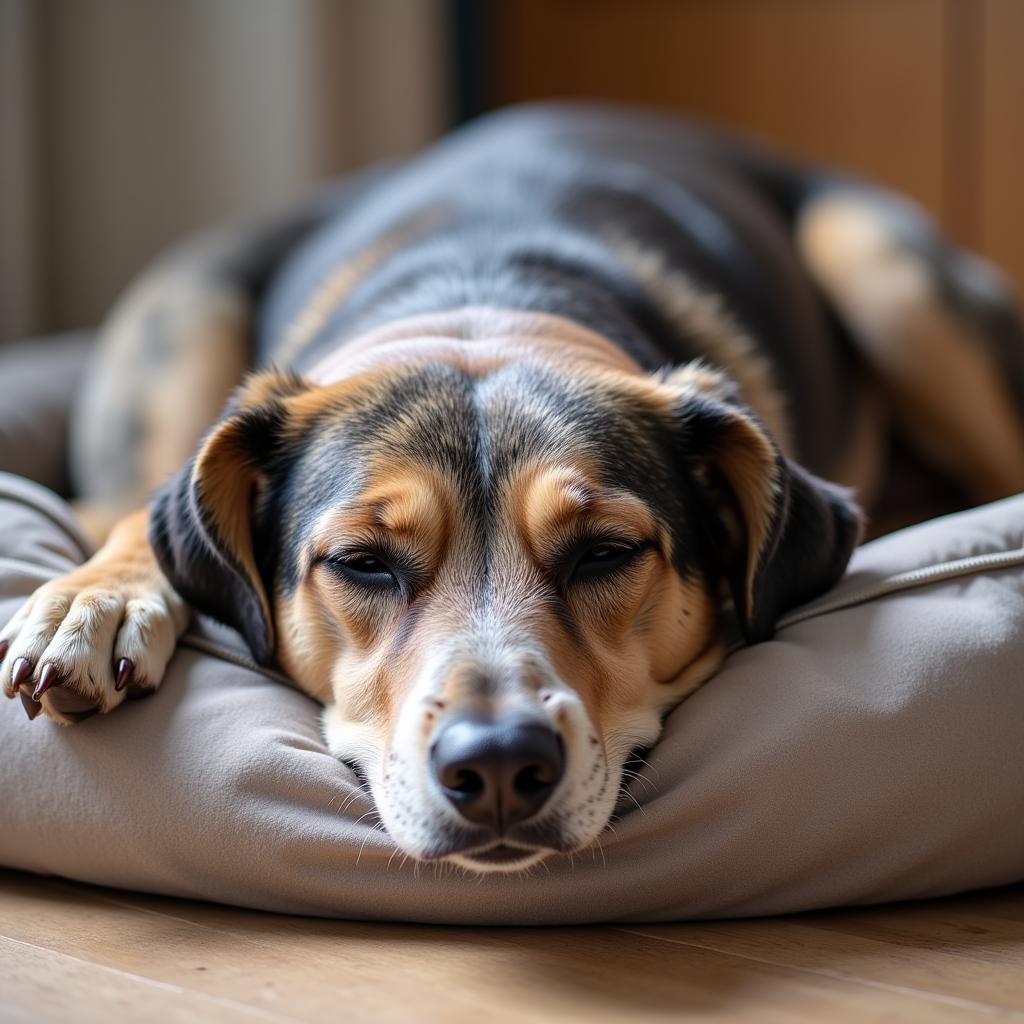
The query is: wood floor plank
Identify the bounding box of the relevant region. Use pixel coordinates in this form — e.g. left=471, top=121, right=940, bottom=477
left=622, top=918, right=1024, bottom=1014
left=0, top=875, right=500, bottom=1024
left=797, top=888, right=1024, bottom=966
left=932, top=886, right=1024, bottom=924
left=815, top=888, right=1024, bottom=929
left=0, top=935, right=283, bottom=1024
left=0, top=872, right=1005, bottom=1024
left=6, top=871, right=1024, bottom=1023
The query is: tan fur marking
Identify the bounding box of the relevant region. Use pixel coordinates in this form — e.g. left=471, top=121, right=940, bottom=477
left=798, top=194, right=1024, bottom=502
left=141, top=286, right=249, bottom=493
left=505, top=459, right=719, bottom=730
left=274, top=462, right=459, bottom=719
left=308, top=307, right=646, bottom=385
left=310, top=467, right=454, bottom=566
left=275, top=211, right=446, bottom=368
left=607, top=233, right=794, bottom=454
left=514, top=464, right=657, bottom=566
left=659, top=363, right=782, bottom=614
left=715, top=412, right=783, bottom=612
left=273, top=581, right=339, bottom=704
left=192, top=422, right=273, bottom=640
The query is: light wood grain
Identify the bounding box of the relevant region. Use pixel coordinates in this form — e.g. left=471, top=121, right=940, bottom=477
left=0, top=935, right=276, bottom=1023
left=625, top=919, right=1024, bottom=1013
left=2, top=871, right=1024, bottom=1023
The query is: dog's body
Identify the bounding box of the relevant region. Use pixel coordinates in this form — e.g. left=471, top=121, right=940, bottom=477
left=4, top=104, right=1024, bottom=872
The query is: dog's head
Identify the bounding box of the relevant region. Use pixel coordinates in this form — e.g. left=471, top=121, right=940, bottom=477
left=151, top=329, right=860, bottom=872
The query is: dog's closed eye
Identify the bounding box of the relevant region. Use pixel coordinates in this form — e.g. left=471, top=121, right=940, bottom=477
left=317, top=547, right=424, bottom=599
left=568, top=540, right=646, bottom=582
left=327, top=552, right=398, bottom=586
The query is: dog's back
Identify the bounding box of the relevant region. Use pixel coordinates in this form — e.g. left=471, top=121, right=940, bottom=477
left=71, top=102, right=1024, bottom=522
left=258, top=104, right=855, bottom=476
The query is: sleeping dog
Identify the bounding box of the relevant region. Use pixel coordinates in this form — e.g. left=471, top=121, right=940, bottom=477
left=4, top=104, right=1024, bottom=872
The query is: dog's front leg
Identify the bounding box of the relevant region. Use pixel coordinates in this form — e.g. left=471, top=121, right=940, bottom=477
left=0, top=510, right=189, bottom=724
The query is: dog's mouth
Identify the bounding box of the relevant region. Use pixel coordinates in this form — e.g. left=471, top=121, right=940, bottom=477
left=449, top=841, right=549, bottom=871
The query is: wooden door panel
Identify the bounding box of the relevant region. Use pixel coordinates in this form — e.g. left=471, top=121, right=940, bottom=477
left=977, top=0, right=1024, bottom=288
left=493, top=0, right=948, bottom=213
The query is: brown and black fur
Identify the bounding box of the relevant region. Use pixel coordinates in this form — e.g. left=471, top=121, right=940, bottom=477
left=129, top=103, right=1024, bottom=651
left=76, top=103, right=1024, bottom=522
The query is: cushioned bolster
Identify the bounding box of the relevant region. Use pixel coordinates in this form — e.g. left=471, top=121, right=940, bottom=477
left=1, top=472, right=1022, bottom=924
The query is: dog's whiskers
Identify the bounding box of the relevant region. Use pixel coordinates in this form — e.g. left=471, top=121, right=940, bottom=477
left=350, top=808, right=383, bottom=831
left=355, top=821, right=389, bottom=866
left=628, top=755, right=659, bottom=779
left=577, top=832, right=609, bottom=869
left=619, top=767, right=656, bottom=793
left=335, top=786, right=372, bottom=817
left=617, top=784, right=646, bottom=816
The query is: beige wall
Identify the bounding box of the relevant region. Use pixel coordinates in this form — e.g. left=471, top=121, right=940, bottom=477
left=0, top=0, right=450, bottom=342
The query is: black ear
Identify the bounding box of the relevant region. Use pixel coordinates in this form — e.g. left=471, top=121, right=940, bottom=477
left=731, top=456, right=863, bottom=642
left=148, top=372, right=308, bottom=663
left=669, top=366, right=863, bottom=644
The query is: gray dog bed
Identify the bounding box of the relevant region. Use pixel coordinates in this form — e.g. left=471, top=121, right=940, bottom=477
left=1, top=334, right=1022, bottom=923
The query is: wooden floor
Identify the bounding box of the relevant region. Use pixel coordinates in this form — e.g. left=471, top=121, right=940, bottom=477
left=2, top=870, right=1023, bottom=1023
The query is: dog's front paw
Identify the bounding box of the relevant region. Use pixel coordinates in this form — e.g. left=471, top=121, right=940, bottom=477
left=0, top=519, right=189, bottom=724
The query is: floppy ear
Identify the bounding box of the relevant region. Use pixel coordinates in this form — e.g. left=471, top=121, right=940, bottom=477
left=666, top=365, right=863, bottom=644
left=149, top=372, right=308, bottom=663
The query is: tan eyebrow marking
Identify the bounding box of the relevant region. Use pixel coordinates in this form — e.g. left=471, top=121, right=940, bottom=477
left=526, top=466, right=596, bottom=533
left=311, top=465, right=456, bottom=572
left=370, top=483, right=444, bottom=538
left=513, top=463, right=662, bottom=566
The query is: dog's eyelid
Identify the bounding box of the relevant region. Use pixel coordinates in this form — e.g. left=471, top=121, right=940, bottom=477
left=548, top=533, right=656, bottom=585
left=552, top=526, right=650, bottom=560
left=312, top=540, right=431, bottom=600
left=310, top=532, right=413, bottom=566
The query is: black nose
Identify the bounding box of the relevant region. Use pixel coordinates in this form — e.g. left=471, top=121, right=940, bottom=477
left=430, top=716, right=565, bottom=831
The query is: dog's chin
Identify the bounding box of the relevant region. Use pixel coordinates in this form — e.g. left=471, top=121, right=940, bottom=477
left=445, top=842, right=552, bottom=874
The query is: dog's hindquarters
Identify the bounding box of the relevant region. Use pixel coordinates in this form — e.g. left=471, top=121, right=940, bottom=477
left=795, top=184, right=1024, bottom=505
left=68, top=173, right=388, bottom=541
left=70, top=229, right=251, bottom=539
left=683, top=120, right=1024, bottom=507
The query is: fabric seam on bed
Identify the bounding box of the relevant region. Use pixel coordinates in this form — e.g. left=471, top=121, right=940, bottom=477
left=776, top=546, right=1024, bottom=629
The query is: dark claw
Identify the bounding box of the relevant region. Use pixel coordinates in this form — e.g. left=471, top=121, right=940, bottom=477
left=0, top=639, right=8, bottom=661
left=20, top=690, right=41, bottom=720
left=32, top=664, right=62, bottom=701
left=11, top=658, right=32, bottom=694
left=114, top=658, right=134, bottom=692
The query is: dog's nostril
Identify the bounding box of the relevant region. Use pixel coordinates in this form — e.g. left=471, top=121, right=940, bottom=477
left=430, top=715, right=565, bottom=832
left=514, top=764, right=555, bottom=798
left=451, top=768, right=485, bottom=796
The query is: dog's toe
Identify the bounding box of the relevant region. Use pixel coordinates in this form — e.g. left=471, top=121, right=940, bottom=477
left=1, top=575, right=188, bottom=725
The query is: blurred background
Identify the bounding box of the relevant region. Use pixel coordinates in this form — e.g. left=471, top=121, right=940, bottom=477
left=2, top=0, right=1021, bottom=345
